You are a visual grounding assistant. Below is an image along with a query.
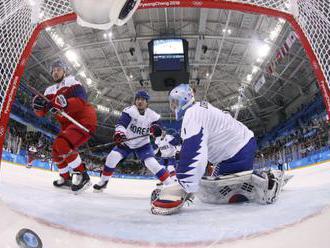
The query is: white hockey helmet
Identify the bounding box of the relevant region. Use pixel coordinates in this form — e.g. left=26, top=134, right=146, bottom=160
left=71, top=0, right=141, bottom=30
left=169, top=84, right=195, bottom=121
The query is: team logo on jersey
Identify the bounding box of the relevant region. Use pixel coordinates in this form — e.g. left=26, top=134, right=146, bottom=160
left=160, top=145, right=170, bottom=150
left=130, top=124, right=149, bottom=135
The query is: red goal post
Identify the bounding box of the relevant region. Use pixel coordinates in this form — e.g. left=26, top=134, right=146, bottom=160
left=0, top=0, right=329, bottom=160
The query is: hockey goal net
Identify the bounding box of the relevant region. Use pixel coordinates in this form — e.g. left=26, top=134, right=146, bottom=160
left=0, top=0, right=329, bottom=158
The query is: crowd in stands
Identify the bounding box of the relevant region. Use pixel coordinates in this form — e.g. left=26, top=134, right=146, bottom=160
left=255, top=94, right=330, bottom=169
left=3, top=119, right=53, bottom=159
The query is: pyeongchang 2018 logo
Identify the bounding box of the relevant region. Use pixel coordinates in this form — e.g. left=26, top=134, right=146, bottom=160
left=4, top=76, right=19, bottom=115
left=140, top=1, right=181, bottom=8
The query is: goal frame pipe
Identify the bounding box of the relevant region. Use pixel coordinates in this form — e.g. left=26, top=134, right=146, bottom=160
left=0, top=0, right=328, bottom=162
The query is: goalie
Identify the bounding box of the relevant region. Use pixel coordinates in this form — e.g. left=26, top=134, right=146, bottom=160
left=151, top=84, right=287, bottom=215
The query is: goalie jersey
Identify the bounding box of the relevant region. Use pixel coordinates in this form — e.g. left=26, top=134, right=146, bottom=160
left=178, top=101, right=254, bottom=193
left=116, top=105, right=160, bottom=149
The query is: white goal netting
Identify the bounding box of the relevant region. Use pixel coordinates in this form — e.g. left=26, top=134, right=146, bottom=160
left=0, top=0, right=329, bottom=150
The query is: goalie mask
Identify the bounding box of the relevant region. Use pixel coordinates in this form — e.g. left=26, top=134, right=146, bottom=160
left=71, top=0, right=141, bottom=30
left=169, top=84, right=195, bottom=121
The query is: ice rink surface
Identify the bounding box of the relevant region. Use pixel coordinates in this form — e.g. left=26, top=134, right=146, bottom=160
left=1, top=161, right=330, bottom=248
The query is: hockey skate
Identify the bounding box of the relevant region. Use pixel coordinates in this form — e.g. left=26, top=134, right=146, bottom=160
left=53, top=177, right=72, bottom=189
left=151, top=183, right=194, bottom=215
left=93, top=179, right=108, bottom=192
left=156, top=181, right=163, bottom=187
left=71, top=171, right=92, bottom=194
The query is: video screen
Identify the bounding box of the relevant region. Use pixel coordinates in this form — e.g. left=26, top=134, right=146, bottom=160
left=153, top=39, right=184, bottom=55
left=152, top=39, right=185, bottom=71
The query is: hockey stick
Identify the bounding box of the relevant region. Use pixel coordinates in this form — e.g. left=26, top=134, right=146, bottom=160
left=43, top=134, right=150, bottom=160
left=79, top=134, right=150, bottom=153
left=26, top=82, right=92, bottom=134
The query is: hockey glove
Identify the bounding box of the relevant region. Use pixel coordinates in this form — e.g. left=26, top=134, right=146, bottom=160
left=48, top=94, right=68, bottom=113
left=113, top=131, right=127, bottom=145
left=32, top=95, right=48, bottom=111
left=150, top=124, right=162, bottom=137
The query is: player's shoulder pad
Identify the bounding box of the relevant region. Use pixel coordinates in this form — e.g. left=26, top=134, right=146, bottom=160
left=44, top=84, right=57, bottom=96
left=122, top=105, right=137, bottom=117
left=146, top=108, right=161, bottom=121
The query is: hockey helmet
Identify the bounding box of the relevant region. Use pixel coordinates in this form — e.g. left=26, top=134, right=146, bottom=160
left=169, top=84, right=195, bottom=120
left=50, top=59, right=68, bottom=74
left=135, top=90, right=150, bottom=101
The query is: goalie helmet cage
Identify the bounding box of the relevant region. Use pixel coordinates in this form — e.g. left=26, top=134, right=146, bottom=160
left=0, top=0, right=329, bottom=160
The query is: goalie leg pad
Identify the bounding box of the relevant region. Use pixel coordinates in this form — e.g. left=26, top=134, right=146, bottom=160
left=197, top=171, right=255, bottom=204
left=197, top=170, right=286, bottom=205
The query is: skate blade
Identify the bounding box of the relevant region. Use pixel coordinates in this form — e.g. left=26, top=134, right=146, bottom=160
left=72, top=181, right=92, bottom=195
left=93, top=188, right=104, bottom=193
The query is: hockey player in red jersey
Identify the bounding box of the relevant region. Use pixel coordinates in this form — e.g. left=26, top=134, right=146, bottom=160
left=32, top=60, right=97, bottom=192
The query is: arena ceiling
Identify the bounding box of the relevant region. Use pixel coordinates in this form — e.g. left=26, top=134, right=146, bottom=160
left=23, top=7, right=317, bottom=136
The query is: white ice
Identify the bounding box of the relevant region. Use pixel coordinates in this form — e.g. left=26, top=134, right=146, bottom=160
left=1, top=161, right=330, bottom=247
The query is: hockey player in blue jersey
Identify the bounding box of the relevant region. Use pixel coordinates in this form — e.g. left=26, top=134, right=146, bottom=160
left=93, top=90, right=176, bottom=191
left=154, top=129, right=182, bottom=181
left=151, top=84, right=286, bottom=215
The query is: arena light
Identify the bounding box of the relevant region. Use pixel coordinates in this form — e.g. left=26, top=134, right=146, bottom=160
left=279, top=18, right=285, bottom=24
left=28, top=0, right=36, bottom=6
left=79, top=71, right=87, bottom=78
left=230, top=103, right=244, bottom=111
left=65, top=50, right=81, bottom=68
left=246, top=74, right=253, bottom=82
left=222, top=29, right=232, bottom=35
left=54, top=36, right=64, bottom=48
left=257, top=43, right=270, bottom=58
left=252, top=66, right=259, bottom=74
left=269, top=21, right=284, bottom=41
left=86, top=78, right=92, bottom=85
